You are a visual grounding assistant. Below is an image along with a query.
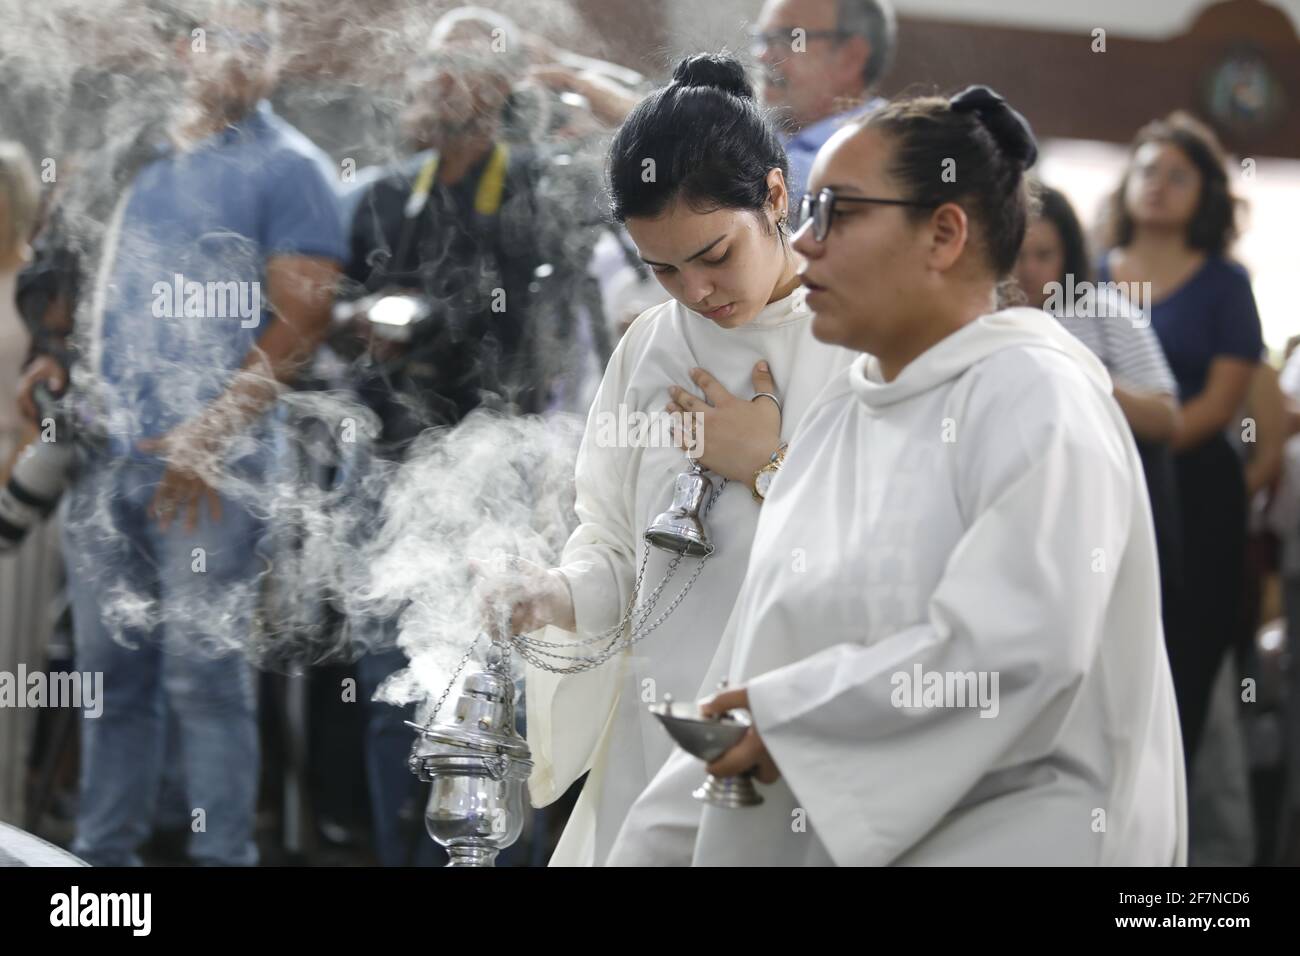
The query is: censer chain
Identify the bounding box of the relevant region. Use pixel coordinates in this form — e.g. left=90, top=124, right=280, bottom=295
left=511, top=479, right=727, bottom=674
left=431, top=477, right=728, bottom=699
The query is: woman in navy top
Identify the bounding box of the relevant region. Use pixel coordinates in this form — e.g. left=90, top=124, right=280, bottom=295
left=1102, top=112, right=1264, bottom=765
left=1016, top=185, right=1184, bottom=691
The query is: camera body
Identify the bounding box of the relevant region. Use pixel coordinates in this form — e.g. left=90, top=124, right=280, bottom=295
left=333, top=291, right=439, bottom=346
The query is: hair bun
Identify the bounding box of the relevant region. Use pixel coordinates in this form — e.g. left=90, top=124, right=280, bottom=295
left=949, top=85, right=1039, bottom=169
left=670, top=53, right=754, bottom=101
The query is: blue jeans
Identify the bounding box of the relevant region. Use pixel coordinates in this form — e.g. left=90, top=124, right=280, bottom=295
left=64, top=457, right=261, bottom=866
left=356, top=641, right=446, bottom=866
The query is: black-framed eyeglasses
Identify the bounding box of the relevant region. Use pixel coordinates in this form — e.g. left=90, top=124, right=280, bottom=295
left=797, top=188, right=938, bottom=243
left=747, top=28, right=849, bottom=55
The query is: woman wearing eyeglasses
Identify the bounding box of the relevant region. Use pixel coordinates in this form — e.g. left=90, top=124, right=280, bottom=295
left=1099, top=114, right=1264, bottom=767
left=609, top=86, right=1186, bottom=866
left=478, top=54, right=855, bottom=866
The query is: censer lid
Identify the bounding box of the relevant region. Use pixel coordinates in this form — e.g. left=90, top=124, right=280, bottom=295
left=410, top=668, right=532, bottom=760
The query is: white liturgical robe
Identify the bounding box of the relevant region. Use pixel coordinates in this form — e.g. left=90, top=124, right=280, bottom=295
left=607, top=307, right=1188, bottom=866
left=526, top=287, right=856, bottom=866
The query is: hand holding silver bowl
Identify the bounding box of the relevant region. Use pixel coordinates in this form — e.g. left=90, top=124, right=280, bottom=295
left=649, top=691, right=763, bottom=808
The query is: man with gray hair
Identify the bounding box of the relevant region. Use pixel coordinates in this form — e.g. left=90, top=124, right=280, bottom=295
left=749, top=0, right=896, bottom=200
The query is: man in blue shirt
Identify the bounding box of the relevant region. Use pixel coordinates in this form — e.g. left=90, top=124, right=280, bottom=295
left=19, top=4, right=343, bottom=865
left=750, top=0, right=897, bottom=202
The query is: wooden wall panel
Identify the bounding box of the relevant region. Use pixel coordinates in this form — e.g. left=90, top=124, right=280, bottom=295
left=882, top=0, right=1300, bottom=158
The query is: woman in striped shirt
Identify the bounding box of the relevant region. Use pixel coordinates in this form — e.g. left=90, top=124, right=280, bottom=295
left=1015, top=183, right=1184, bottom=714
left=1015, top=184, right=1179, bottom=435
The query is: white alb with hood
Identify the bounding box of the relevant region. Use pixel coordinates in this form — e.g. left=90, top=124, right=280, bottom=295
left=606, top=307, right=1188, bottom=866
left=526, top=286, right=856, bottom=866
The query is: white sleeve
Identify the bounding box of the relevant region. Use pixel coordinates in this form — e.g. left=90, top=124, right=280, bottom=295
left=745, top=372, right=1136, bottom=866
left=554, top=329, right=643, bottom=635
left=526, top=319, right=646, bottom=806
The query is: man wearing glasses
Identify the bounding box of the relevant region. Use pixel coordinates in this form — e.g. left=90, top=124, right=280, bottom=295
left=750, top=0, right=897, bottom=202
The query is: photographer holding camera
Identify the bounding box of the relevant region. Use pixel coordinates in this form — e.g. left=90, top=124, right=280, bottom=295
left=339, top=7, right=598, bottom=865
left=341, top=10, right=550, bottom=449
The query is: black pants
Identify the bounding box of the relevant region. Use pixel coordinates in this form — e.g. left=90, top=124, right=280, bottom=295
left=1163, top=435, right=1247, bottom=765
left=1135, top=437, right=1183, bottom=637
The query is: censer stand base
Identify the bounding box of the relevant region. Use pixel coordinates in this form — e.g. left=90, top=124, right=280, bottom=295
left=446, top=844, right=501, bottom=867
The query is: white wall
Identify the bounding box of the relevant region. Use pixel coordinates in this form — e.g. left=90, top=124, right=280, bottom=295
left=664, top=0, right=1300, bottom=57
left=888, top=0, right=1300, bottom=39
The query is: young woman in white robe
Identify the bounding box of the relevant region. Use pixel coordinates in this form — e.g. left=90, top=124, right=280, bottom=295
left=475, top=55, right=855, bottom=866
left=607, top=87, right=1188, bottom=866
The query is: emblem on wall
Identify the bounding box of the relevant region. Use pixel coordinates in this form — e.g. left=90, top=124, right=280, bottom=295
left=1204, top=45, right=1286, bottom=132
